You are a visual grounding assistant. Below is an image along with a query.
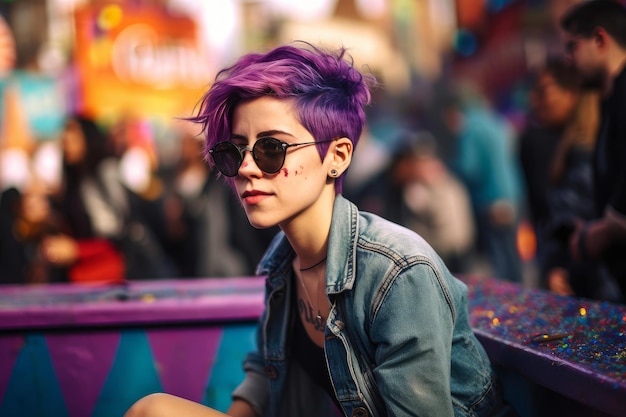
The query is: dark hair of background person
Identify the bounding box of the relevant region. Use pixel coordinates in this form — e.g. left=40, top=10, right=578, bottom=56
left=62, top=114, right=113, bottom=177
left=550, top=89, right=600, bottom=184
left=59, top=114, right=115, bottom=239
left=560, top=0, right=626, bottom=49
left=541, top=57, right=581, bottom=93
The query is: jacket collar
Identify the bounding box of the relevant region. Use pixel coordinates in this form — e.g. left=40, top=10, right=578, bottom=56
left=326, top=194, right=358, bottom=294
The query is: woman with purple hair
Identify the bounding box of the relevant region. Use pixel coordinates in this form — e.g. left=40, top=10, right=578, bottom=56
left=125, top=42, right=514, bottom=417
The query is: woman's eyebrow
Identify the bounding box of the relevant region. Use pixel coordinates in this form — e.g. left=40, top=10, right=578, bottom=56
left=230, top=130, right=295, bottom=140
left=257, top=130, right=294, bottom=138
left=230, top=133, right=247, bottom=141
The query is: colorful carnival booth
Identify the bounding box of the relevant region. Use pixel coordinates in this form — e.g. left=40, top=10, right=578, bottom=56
left=0, top=277, right=264, bottom=417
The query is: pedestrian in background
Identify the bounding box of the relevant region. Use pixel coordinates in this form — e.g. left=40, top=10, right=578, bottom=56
left=560, top=0, right=626, bottom=301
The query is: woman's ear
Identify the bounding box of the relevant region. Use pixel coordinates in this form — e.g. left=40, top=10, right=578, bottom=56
left=327, top=137, right=352, bottom=176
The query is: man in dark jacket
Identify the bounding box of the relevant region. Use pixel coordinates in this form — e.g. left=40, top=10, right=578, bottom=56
left=561, top=0, right=626, bottom=300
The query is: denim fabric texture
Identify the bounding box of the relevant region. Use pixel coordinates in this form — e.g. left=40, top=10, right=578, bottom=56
left=232, top=195, right=501, bottom=417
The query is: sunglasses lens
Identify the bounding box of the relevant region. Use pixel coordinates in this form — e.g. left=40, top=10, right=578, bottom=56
left=254, top=138, right=286, bottom=173
left=211, top=142, right=242, bottom=177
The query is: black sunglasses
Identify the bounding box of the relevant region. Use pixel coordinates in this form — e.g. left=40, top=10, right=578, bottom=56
left=208, top=137, right=335, bottom=177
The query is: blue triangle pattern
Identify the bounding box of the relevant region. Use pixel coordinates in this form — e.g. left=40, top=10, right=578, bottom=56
left=203, top=323, right=257, bottom=412
left=91, top=330, right=162, bottom=417
left=0, top=333, right=69, bottom=417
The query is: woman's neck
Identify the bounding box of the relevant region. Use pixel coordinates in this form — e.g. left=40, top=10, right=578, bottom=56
left=282, top=189, right=335, bottom=267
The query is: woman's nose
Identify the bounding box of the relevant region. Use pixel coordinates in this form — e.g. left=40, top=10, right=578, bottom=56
left=237, top=149, right=262, bottom=177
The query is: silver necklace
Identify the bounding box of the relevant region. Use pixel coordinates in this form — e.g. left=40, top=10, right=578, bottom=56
left=297, top=258, right=327, bottom=330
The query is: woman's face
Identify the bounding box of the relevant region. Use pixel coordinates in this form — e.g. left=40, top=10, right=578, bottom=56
left=564, top=33, right=606, bottom=90
left=530, top=72, right=577, bottom=128
left=61, top=120, right=86, bottom=165
left=21, top=177, right=50, bottom=224
left=230, top=96, right=333, bottom=230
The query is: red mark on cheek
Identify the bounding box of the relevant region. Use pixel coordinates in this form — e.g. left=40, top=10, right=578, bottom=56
left=282, top=168, right=289, bottom=177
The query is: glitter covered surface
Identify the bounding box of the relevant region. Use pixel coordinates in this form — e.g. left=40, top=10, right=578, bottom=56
left=464, top=276, right=626, bottom=416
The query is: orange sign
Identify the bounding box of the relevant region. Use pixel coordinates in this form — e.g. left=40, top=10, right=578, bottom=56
left=73, top=2, right=212, bottom=123
left=0, top=14, right=15, bottom=77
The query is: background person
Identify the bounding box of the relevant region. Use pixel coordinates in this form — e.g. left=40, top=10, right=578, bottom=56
left=353, top=130, right=476, bottom=274
left=0, top=176, right=65, bottom=284
left=41, top=114, right=171, bottom=283
left=518, top=58, right=580, bottom=272
left=542, top=89, right=621, bottom=301
left=39, top=114, right=126, bottom=283
left=440, top=84, right=524, bottom=283
left=560, top=0, right=626, bottom=300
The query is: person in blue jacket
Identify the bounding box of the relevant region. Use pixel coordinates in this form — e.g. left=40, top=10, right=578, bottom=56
left=124, top=41, right=516, bottom=417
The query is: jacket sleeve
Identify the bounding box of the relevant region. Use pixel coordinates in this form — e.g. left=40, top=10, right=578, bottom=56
left=368, top=263, right=455, bottom=417
left=608, top=93, right=626, bottom=217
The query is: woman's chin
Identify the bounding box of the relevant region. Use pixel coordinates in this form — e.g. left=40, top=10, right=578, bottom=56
left=246, top=216, right=278, bottom=230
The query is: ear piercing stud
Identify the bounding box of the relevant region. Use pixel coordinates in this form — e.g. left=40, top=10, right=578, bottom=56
left=330, top=169, right=338, bottom=177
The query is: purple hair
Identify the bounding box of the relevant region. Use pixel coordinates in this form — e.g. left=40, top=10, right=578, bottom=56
left=189, top=41, right=376, bottom=193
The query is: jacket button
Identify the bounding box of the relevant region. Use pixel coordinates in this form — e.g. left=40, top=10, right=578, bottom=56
left=264, top=365, right=278, bottom=379
left=352, top=407, right=368, bottom=417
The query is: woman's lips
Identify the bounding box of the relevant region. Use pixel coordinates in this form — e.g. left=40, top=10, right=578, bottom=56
left=241, top=190, right=271, bottom=205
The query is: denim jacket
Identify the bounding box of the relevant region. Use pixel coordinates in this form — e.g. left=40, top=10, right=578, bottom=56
left=232, top=195, right=501, bottom=417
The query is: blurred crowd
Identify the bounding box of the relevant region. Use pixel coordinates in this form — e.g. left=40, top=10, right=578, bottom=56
left=345, top=55, right=624, bottom=304
left=345, top=76, right=525, bottom=287
left=0, top=52, right=623, bottom=304
left=0, top=110, right=278, bottom=285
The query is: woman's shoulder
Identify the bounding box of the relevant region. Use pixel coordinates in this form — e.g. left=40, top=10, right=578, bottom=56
left=353, top=209, right=464, bottom=317
left=357, top=210, right=442, bottom=263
